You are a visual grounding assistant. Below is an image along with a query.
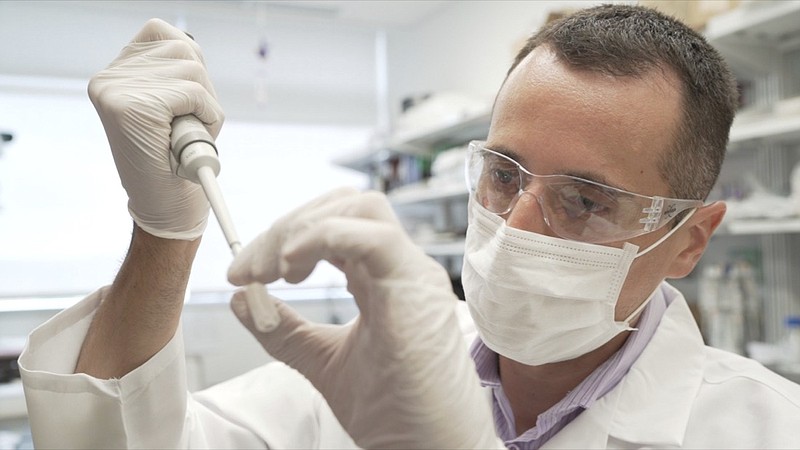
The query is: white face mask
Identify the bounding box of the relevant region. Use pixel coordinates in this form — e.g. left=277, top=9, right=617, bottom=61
left=463, top=196, right=692, bottom=366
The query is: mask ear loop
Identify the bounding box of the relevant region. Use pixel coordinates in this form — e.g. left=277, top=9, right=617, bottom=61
left=635, top=208, right=697, bottom=258
left=622, top=288, right=655, bottom=330
left=622, top=208, right=699, bottom=330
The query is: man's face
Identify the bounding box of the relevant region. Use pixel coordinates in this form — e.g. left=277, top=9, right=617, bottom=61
left=486, top=45, right=686, bottom=319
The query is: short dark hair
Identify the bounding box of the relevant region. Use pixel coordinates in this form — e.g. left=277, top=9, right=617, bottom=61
left=505, top=4, right=738, bottom=200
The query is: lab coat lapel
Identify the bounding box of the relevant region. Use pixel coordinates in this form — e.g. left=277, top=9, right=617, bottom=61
left=605, top=289, right=704, bottom=446
left=543, top=285, right=705, bottom=449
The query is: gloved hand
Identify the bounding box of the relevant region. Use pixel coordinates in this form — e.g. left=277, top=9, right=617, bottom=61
left=228, top=188, right=503, bottom=449
left=88, top=18, right=225, bottom=240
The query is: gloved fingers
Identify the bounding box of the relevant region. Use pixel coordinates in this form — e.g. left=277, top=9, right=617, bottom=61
left=131, top=33, right=217, bottom=98
left=277, top=186, right=363, bottom=224
left=230, top=289, right=346, bottom=370
left=228, top=189, right=400, bottom=286
left=156, top=78, right=225, bottom=136
left=280, top=216, right=412, bottom=284
left=230, top=289, right=301, bottom=341
left=144, top=60, right=225, bottom=135
left=115, top=39, right=204, bottom=68
left=154, top=56, right=219, bottom=104
left=105, top=20, right=218, bottom=119
left=97, top=35, right=219, bottom=111
left=109, top=19, right=216, bottom=96
left=317, top=190, right=398, bottom=223
left=269, top=189, right=395, bottom=234
left=227, top=187, right=361, bottom=285
left=130, top=18, right=204, bottom=59
left=90, top=75, right=224, bottom=139
left=227, top=189, right=401, bottom=286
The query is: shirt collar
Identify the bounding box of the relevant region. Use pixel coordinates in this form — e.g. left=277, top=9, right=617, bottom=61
left=470, top=334, right=501, bottom=388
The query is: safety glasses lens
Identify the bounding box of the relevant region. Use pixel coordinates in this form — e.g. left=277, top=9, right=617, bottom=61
left=467, top=146, right=650, bottom=243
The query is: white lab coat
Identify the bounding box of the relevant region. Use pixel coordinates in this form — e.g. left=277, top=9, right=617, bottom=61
left=19, top=282, right=800, bottom=449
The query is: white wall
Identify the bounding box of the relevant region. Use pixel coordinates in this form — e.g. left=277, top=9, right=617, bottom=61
left=0, top=89, right=369, bottom=297
left=1, top=1, right=388, bottom=298
left=0, top=1, right=381, bottom=125
left=386, top=1, right=630, bottom=122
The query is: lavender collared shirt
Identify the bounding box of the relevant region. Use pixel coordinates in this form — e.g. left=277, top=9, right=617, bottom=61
left=469, top=285, right=670, bottom=450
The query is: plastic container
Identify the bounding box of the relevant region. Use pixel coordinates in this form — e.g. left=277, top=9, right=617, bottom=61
left=785, top=316, right=800, bottom=365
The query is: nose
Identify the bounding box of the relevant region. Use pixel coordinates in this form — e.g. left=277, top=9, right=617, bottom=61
left=504, top=190, right=555, bottom=236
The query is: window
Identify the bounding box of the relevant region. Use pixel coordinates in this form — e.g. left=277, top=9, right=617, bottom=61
left=0, top=88, right=369, bottom=301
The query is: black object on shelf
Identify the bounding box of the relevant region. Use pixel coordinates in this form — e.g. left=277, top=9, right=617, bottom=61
left=0, top=355, right=20, bottom=383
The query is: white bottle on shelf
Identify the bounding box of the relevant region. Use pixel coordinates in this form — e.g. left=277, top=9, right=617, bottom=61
left=791, top=162, right=800, bottom=215
left=785, top=316, right=800, bottom=367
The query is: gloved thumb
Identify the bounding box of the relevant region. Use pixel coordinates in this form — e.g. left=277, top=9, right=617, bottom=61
left=230, top=290, right=338, bottom=370
left=230, top=289, right=259, bottom=331
left=230, top=289, right=295, bottom=339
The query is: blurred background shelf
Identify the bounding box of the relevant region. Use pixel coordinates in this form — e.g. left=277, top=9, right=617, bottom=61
left=705, top=1, right=800, bottom=43
left=388, top=182, right=468, bottom=206
left=420, top=239, right=466, bottom=257
left=696, top=0, right=800, bottom=358
left=729, top=111, right=800, bottom=145
left=721, top=218, right=800, bottom=235
left=333, top=109, right=490, bottom=173
left=705, top=1, right=800, bottom=77
left=388, top=109, right=492, bottom=155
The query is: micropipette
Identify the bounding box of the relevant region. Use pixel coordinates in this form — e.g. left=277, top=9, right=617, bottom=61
left=170, top=115, right=280, bottom=333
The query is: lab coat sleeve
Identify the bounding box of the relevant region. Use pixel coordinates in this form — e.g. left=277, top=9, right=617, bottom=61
left=19, top=287, right=195, bottom=448
left=19, top=287, right=357, bottom=449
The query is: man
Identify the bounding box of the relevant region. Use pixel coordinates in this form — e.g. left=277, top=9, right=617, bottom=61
left=19, top=4, right=800, bottom=449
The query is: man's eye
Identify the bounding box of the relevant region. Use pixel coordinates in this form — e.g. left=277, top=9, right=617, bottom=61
left=576, top=190, right=615, bottom=215
left=493, top=169, right=516, bottom=184
left=555, top=185, right=615, bottom=217
left=579, top=195, right=603, bottom=213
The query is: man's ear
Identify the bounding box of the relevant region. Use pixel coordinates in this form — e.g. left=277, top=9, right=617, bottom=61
left=666, top=201, right=726, bottom=279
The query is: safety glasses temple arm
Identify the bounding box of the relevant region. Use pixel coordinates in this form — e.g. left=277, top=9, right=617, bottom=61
left=640, top=197, right=704, bottom=231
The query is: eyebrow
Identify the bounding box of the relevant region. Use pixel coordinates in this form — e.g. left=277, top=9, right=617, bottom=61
left=488, top=144, right=635, bottom=193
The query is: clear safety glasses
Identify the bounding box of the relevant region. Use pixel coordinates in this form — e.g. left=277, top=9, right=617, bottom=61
left=466, top=141, right=704, bottom=244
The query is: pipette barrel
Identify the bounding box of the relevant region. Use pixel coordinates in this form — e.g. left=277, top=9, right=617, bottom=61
left=171, top=115, right=280, bottom=332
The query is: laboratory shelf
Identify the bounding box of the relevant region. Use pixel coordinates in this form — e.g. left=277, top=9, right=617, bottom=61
left=729, top=111, right=800, bottom=145
left=388, top=182, right=468, bottom=206
left=420, top=239, right=465, bottom=257
left=705, top=1, right=800, bottom=44
left=333, top=108, right=491, bottom=173
left=332, top=103, right=488, bottom=268
left=705, top=1, right=800, bottom=76
left=388, top=108, right=491, bottom=155
left=721, top=218, right=800, bottom=235
left=331, top=143, right=387, bottom=173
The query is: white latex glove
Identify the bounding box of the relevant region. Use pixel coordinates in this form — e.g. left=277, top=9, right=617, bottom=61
left=89, top=18, right=224, bottom=240
left=228, top=188, right=503, bottom=449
